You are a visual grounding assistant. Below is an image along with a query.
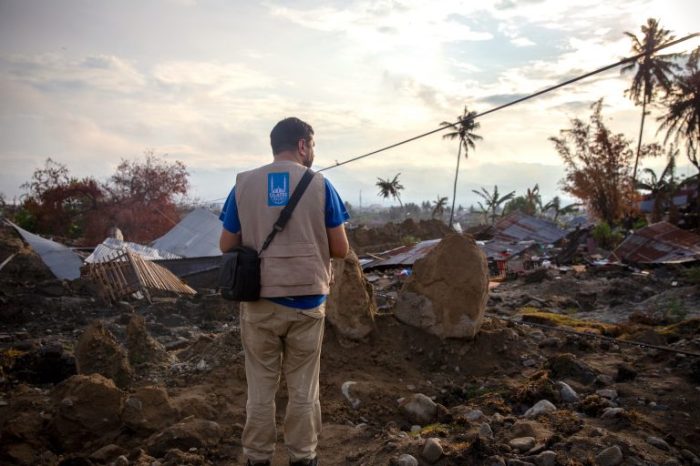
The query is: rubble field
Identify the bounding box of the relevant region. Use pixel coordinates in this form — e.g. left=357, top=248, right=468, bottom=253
left=1, top=223, right=700, bottom=466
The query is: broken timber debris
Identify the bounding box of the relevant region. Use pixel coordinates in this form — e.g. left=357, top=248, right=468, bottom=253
left=82, top=249, right=196, bottom=303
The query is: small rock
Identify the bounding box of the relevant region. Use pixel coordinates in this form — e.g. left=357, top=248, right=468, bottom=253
left=615, top=364, right=637, bottom=382
left=479, top=423, right=494, bottom=439
left=596, top=374, right=614, bottom=386
left=399, top=393, right=437, bottom=425
left=90, top=444, right=126, bottom=463
left=596, top=389, right=618, bottom=400
left=410, top=425, right=421, bottom=434
left=556, top=381, right=579, bottom=403
left=422, top=438, right=443, bottom=463
left=396, top=453, right=419, bottom=466
left=646, top=436, right=670, bottom=451
left=113, top=455, right=129, bottom=466
left=466, top=409, right=484, bottom=421
left=486, top=456, right=506, bottom=466
left=596, top=445, right=623, bottom=466
left=538, top=337, right=561, bottom=348
left=524, top=400, right=556, bottom=418
left=601, top=407, right=625, bottom=419
left=526, top=450, right=556, bottom=466
left=681, top=449, right=699, bottom=462
left=509, top=436, right=536, bottom=452
left=662, top=459, right=681, bottom=466
left=523, top=358, right=537, bottom=367
left=507, top=459, right=535, bottom=466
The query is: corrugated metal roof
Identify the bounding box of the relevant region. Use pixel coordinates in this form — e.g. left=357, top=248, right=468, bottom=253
left=85, top=237, right=180, bottom=263
left=151, top=208, right=222, bottom=258
left=493, top=211, right=567, bottom=244
left=5, top=219, right=83, bottom=280
left=362, top=237, right=542, bottom=270
left=362, top=239, right=441, bottom=270
left=612, top=222, right=700, bottom=264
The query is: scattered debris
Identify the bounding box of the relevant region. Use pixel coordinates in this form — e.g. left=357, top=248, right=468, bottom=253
left=82, top=249, right=196, bottom=302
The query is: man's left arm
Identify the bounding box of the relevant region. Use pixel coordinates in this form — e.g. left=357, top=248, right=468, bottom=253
left=219, top=186, right=242, bottom=253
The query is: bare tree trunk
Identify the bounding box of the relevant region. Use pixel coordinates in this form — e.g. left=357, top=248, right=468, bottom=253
left=448, top=143, right=462, bottom=229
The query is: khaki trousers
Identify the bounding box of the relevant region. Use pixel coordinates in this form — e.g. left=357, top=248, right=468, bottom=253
left=240, top=299, right=325, bottom=463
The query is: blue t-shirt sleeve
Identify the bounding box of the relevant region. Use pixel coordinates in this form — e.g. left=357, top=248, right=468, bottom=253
left=324, top=178, right=350, bottom=228
left=219, top=186, right=241, bottom=233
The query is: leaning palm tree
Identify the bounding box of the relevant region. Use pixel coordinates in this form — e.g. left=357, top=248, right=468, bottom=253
left=441, top=106, right=482, bottom=228
left=472, top=185, right=515, bottom=225
left=657, top=49, right=700, bottom=172
left=376, top=173, right=404, bottom=207
left=431, top=195, right=448, bottom=220
left=543, top=196, right=582, bottom=222
left=622, top=18, right=679, bottom=185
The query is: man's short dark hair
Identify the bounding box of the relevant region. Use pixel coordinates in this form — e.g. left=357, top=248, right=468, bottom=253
left=270, top=117, right=314, bottom=155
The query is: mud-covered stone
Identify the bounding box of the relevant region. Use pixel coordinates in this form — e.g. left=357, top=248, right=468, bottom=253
left=395, top=234, right=488, bottom=338
left=326, top=249, right=377, bottom=340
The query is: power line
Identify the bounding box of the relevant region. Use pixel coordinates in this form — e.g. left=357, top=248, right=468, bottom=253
left=318, top=32, right=700, bottom=173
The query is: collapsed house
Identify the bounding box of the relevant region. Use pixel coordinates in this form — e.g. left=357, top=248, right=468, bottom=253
left=612, top=221, right=700, bottom=265
left=362, top=211, right=570, bottom=279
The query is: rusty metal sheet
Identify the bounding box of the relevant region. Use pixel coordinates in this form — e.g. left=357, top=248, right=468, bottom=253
left=612, top=222, right=700, bottom=264
left=494, top=211, right=567, bottom=244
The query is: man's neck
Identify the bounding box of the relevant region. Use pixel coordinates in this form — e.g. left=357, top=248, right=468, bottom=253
left=273, top=152, right=304, bottom=165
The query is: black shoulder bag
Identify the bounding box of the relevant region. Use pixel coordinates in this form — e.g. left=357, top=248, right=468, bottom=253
left=219, top=169, right=315, bottom=301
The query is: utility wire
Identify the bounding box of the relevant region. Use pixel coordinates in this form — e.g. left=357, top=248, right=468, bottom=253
left=318, top=32, right=700, bottom=173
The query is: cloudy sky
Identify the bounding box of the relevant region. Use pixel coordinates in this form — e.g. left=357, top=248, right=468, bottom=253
left=1, top=0, right=699, bottom=211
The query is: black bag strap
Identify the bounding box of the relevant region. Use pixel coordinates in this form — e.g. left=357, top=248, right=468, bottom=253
left=259, top=168, right=315, bottom=253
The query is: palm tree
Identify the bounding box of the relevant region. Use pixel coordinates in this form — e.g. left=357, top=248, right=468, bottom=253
left=441, top=106, right=482, bottom=228
left=543, top=196, right=581, bottom=222
left=431, top=195, right=448, bottom=220
left=657, top=49, right=700, bottom=172
left=622, top=18, right=679, bottom=185
left=376, top=173, right=404, bottom=207
left=524, top=184, right=542, bottom=215
left=636, top=145, right=678, bottom=222
left=472, top=185, right=515, bottom=225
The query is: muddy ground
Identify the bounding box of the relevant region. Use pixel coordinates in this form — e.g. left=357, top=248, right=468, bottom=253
left=1, top=223, right=699, bottom=466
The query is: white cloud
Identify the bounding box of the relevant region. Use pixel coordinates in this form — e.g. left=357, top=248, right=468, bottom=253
left=1, top=53, right=146, bottom=94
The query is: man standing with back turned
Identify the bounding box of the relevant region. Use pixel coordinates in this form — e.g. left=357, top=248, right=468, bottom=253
left=219, top=117, right=350, bottom=466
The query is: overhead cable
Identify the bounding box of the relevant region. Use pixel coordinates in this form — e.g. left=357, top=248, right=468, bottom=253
left=318, top=32, right=700, bottom=172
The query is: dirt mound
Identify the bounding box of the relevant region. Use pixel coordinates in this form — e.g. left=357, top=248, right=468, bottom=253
left=326, top=249, right=377, bottom=341
left=75, top=320, right=133, bottom=389
left=127, top=314, right=171, bottom=366
left=348, top=218, right=451, bottom=254
left=395, top=233, right=489, bottom=338
left=49, top=373, right=124, bottom=451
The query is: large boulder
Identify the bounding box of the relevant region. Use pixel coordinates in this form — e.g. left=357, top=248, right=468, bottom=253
left=49, top=373, right=124, bottom=451
left=395, top=233, right=488, bottom=339
left=75, top=321, right=133, bottom=389
left=326, top=249, right=377, bottom=340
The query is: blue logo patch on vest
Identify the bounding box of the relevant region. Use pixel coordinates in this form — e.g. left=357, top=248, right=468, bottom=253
left=268, top=172, right=289, bottom=206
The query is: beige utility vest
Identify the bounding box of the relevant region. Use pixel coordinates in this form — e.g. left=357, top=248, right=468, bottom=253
left=235, top=160, right=331, bottom=297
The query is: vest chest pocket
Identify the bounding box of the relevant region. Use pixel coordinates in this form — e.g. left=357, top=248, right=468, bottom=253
left=261, top=242, right=319, bottom=286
